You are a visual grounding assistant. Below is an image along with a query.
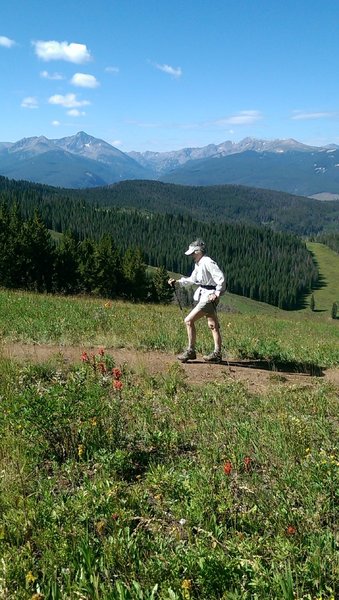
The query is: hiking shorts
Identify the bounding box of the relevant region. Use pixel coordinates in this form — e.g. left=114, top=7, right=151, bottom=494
left=195, top=296, right=219, bottom=316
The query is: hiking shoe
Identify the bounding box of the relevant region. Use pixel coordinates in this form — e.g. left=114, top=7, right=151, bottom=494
left=203, top=351, right=222, bottom=364
left=177, top=348, right=197, bottom=363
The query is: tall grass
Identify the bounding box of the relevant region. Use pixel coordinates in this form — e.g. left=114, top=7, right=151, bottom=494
left=0, top=289, right=338, bottom=367
left=0, top=350, right=337, bottom=599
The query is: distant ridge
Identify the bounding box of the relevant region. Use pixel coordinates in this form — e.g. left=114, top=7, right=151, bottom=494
left=128, top=137, right=319, bottom=175
left=2, top=131, right=339, bottom=194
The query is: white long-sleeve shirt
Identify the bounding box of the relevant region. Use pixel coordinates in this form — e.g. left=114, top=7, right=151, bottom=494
left=177, top=255, right=226, bottom=302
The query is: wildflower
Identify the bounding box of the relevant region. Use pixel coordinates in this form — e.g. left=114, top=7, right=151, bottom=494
left=78, top=444, right=84, bottom=458
left=244, top=456, right=252, bottom=471
left=97, top=362, right=107, bottom=374
left=98, top=347, right=105, bottom=356
left=31, top=594, right=44, bottom=600
left=91, top=417, right=97, bottom=427
left=113, top=379, right=123, bottom=391
left=286, top=525, right=297, bottom=535
left=111, top=512, right=119, bottom=521
left=81, top=351, right=89, bottom=362
left=223, top=460, right=232, bottom=475
left=104, top=301, right=112, bottom=308
left=181, top=579, right=192, bottom=590
left=112, top=367, right=122, bottom=380
left=95, top=520, right=106, bottom=535
left=26, top=571, right=37, bottom=584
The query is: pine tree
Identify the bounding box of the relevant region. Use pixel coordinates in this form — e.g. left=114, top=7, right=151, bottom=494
left=78, top=238, right=97, bottom=293
left=151, top=266, right=174, bottom=304
left=122, top=247, right=147, bottom=300
left=95, top=235, right=122, bottom=298
left=21, top=211, right=55, bottom=291
left=331, top=302, right=338, bottom=320
left=310, top=294, right=315, bottom=312
left=54, top=231, right=79, bottom=294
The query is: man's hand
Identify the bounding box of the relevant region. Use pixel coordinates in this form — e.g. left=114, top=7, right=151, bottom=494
left=168, top=278, right=177, bottom=287
left=209, top=292, right=218, bottom=302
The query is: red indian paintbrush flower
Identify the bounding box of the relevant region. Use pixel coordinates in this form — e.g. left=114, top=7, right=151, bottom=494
left=98, top=348, right=105, bottom=356
left=113, top=379, right=123, bottom=390
left=81, top=351, right=89, bottom=362
left=112, top=367, right=122, bottom=380
left=223, top=460, right=232, bottom=475
left=244, top=456, right=252, bottom=470
left=286, top=525, right=297, bottom=535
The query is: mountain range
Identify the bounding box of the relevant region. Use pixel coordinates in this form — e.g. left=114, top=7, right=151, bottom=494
left=1, top=131, right=339, bottom=196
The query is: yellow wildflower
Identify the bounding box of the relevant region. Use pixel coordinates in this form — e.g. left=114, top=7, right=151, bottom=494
left=78, top=444, right=84, bottom=458
left=181, top=579, right=192, bottom=590
left=95, top=520, right=106, bottom=535
left=25, top=571, right=37, bottom=584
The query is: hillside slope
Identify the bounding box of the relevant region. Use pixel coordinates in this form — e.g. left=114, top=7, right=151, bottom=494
left=304, top=242, right=339, bottom=314
left=76, top=180, right=339, bottom=235
left=161, top=149, right=339, bottom=195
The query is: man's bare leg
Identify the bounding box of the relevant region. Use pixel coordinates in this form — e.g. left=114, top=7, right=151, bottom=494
left=207, top=315, right=222, bottom=352
left=177, top=307, right=205, bottom=362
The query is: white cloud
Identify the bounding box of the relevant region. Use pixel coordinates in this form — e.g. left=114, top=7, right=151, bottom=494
left=48, top=93, right=90, bottom=108
left=0, top=35, right=16, bottom=48
left=33, top=40, right=91, bottom=63
left=215, top=110, right=262, bottom=126
left=105, top=66, right=119, bottom=74
left=110, top=139, right=122, bottom=147
left=52, top=120, right=61, bottom=126
left=70, top=73, right=99, bottom=88
left=291, top=110, right=334, bottom=120
left=21, top=96, right=39, bottom=109
left=67, top=109, right=86, bottom=117
left=153, top=62, right=182, bottom=78
left=40, top=70, right=64, bottom=80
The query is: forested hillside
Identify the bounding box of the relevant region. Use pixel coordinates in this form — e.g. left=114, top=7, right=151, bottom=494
left=315, top=231, right=339, bottom=254
left=1, top=176, right=339, bottom=235
left=0, top=177, right=319, bottom=309
left=75, top=180, right=339, bottom=235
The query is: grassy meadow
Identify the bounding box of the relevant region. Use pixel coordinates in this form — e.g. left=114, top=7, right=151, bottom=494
left=0, top=286, right=338, bottom=599
left=305, top=243, right=339, bottom=315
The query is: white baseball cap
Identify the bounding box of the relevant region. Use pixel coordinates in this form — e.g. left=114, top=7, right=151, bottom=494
left=184, top=240, right=206, bottom=255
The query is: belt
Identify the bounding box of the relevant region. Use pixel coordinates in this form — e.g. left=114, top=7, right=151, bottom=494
left=199, top=285, right=216, bottom=290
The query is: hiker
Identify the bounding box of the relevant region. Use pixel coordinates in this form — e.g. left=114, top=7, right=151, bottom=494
left=168, top=239, right=226, bottom=363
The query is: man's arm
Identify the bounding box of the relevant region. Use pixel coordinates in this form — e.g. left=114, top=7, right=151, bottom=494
left=209, top=260, right=226, bottom=297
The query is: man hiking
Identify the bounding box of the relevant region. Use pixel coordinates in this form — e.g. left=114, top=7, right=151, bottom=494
left=168, top=239, right=226, bottom=363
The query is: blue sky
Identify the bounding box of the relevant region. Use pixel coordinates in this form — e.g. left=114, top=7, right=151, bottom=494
left=2, top=0, right=339, bottom=152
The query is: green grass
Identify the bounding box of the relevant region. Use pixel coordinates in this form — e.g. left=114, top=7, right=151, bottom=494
left=220, top=291, right=282, bottom=316
left=305, top=242, right=339, bottom=316
left=0, top=349, right=338, bottom=599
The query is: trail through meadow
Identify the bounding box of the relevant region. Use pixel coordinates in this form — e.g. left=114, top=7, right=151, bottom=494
left=3, top=342, right=339, bottom=392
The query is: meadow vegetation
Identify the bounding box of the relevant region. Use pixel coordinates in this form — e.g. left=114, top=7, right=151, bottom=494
left=305, top=243, right=339, bottom=314
left=0, top=288, right=338, bottom=599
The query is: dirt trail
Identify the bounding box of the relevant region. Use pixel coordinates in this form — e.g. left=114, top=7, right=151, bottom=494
left=2, top=342, right=339, bottom=391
